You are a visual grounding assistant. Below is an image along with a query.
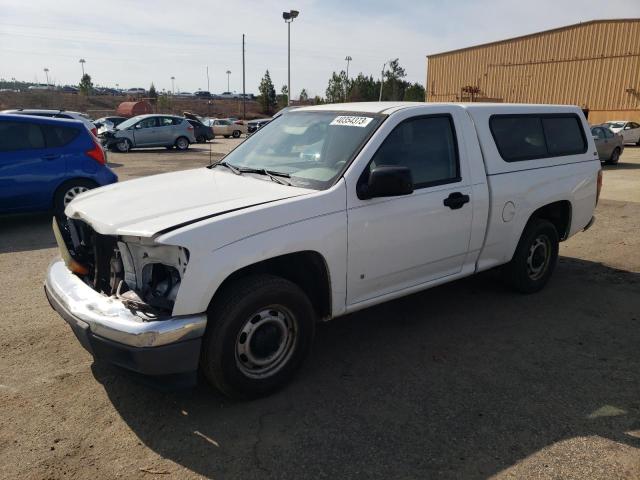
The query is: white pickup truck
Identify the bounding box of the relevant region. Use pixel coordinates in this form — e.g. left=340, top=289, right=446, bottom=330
left=45, top=102, right=601, bottom=398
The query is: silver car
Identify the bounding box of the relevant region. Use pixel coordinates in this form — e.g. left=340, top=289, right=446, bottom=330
left=591, top=125, right=624, bottom=165
left=101, top=114, right=196, bottom=152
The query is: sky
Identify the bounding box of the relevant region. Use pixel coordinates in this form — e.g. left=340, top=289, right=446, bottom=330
left=1, top=0, right=639, bottom=98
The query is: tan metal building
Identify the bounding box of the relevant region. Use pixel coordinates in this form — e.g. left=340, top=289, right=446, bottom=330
left=426, top=19, right=640, bottom=124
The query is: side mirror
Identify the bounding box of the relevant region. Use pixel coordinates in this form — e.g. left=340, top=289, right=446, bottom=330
left=358, top=165, right=413, bottom=200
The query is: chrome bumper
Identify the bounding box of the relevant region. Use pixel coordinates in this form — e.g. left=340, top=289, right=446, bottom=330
left=45, top=258, right=207, bottom=348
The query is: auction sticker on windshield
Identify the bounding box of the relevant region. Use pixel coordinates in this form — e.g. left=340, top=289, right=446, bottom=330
left=330, top=116, right=374, bottom=127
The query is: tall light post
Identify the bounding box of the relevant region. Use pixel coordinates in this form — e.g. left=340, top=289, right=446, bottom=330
left=379, top=62, right=386, bottom=102
left=79, top=58, right=86, bottom=76
left=43, top=68, right=50, bottom=87
left=171, top=76, right=175, bottom=94
left=226, top=70, right=231, bottom=92
left=282, top=9, right=299, bottom=106
left=206, top=66, right=210, bottom=92
left=344, top=55, right=352, bottom=101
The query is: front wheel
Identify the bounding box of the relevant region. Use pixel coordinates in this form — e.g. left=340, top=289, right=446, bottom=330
left=200, top=274, right=316, bottom=399
left=232, top=130, right=241, bottom=138
left=606, top=147, right=621, bottom=165
left=53, top=179, right=97, bottom=218
left=175, top=136, right=190, bottom=150
left=503, top=218, right=559, bottom=294
left=115, top=139, right=131, bottom=153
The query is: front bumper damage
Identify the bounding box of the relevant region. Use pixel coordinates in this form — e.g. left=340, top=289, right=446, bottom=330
left=45, top=258, right=207, bottom=375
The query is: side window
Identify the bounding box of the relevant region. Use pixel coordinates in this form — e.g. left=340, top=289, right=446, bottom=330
left=0, top=121, right=45, bottom=151
left=591, top=128, right=602, bottom=139
left=137, top=117, right=158, bottom=129
left=490, top=116, right=546, bottom=161
left=42, top=125, right=80, bottom=147
left=490, top=115, right=586, bottom=161
left=159, top=117, right=174, bottom=127
left=369, top=116, right=459, bottom=188
left=541, top=117, right=586, bottom=156
left=603, top=128, right=614, bottom=139
left=631, top=122, right=640, bottom=129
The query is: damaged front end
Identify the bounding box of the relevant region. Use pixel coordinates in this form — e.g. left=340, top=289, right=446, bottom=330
left=53, top=216, right=188, bottom=318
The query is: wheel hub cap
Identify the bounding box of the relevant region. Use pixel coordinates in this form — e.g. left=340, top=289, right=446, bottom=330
left=236, top=307, right=297, bottom=378
left=527, top=236, right=550, bottom=280
left=63, top=186, right=89, bottom=206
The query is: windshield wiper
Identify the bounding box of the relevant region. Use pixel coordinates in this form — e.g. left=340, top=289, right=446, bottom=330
left=256, top=169, right=292, bottom=186
left=214, top=160, right=242, bottom=175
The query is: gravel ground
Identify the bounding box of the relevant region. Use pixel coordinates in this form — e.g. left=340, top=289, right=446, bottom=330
left=1, top=140, right=639, bottom=479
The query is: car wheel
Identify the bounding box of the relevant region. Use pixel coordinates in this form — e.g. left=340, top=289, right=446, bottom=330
left=175, top=136, right=190, bottom=150
left=53, top=179, right=97, bottom=218
left=196, top=135, right=207, bottom=143
left=607, top=147, right=621, bottom=165
left=503, top=218, right=559, bottom=294
left=232, top=130, right=241, bottom=138
left=200, top=274, right=316, bottom=399
left=115, top=139, right=131, bottom=153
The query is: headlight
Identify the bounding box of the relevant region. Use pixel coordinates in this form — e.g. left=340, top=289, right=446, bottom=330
left=115, top=237, right=189, bottom=313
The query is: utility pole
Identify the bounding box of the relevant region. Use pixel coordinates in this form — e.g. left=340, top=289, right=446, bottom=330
left=43, top=68, right=50, bottom=87
left=226, top=70, right=231, bottom=92
left=378, top=62, right=386, bottom=102
left=206, top=66, right=210, bottom=92
left=282, top=10, right=299, bottom=106
left=344, top=55, right=352, bottom=102
left=171, top=76, right=175, bottom=95
left=79, top=58, right=86, bottom=76
left=242, top=34, right=246, bottom=119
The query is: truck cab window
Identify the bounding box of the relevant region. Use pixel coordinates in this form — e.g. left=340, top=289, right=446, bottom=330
left=369, top=116, right=459, bottom=188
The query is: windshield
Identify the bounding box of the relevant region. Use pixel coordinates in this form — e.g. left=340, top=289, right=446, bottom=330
left=116, top=116, right=141, bottom=130
left=219, top=111, right=383, bottom=189
left=605, top=122, right=625, bottom=129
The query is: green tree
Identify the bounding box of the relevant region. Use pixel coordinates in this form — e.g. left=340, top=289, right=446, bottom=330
left=349, top=73, right=378, bottom=102
left=325, top=71, right=347, bottom=103
left=383, top=58, right=407, bottom=101
left=278, top=84, right=289, bottom=108
left=299, top=88, right=309, bottom=102
left=149, top=83, right=158, bottom=99
left=158, top=94, right=170, bottom=111
left=403, top=82, right=426, bottom=102
left=78, top=73, right=93, bottom=96
left=258, top=70, right=277, bottom=114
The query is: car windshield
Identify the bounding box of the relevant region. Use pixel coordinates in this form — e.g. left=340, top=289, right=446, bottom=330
left=605, top=122, right=625, bottom=128
left=116, top=117, right=141, bottom=130
left=218, top=111, right=383, bottom=189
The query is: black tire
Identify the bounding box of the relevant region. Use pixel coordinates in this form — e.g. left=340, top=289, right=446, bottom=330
left=201, top=274, right=316, bottom=399
left=232, top=130, right=241, bottom=138
left=503, top=218, right=559, bottom=294
left=53, top=179, right=97, bottom=218
left=196, top=135, right=207, bottom=143
left=606, top=147, right=621, bottom=165
left=115, top=139, right=131, bottom=153
left=175, top=136, right=190, bottom=150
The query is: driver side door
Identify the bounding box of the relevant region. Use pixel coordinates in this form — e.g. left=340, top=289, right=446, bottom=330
left=132, top=117, right=160, bottom=146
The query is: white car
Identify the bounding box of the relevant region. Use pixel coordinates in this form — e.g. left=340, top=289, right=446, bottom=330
left=604, top=120, right=640, bottom=145
left=211, top=118, right=246, bottom=138
left=2, top=109, right=97, bottom=136
left=46, top=102, right=600, bottom=399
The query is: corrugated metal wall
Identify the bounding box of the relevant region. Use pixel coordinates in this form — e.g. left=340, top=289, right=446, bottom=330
left=426, top=19, right=640, bottom=115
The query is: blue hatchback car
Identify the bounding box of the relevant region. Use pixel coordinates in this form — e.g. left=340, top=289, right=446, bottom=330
left=0, top=114, right=117, bottom=217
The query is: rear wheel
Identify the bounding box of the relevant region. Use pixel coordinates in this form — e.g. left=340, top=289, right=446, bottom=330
left=196, top=135, right=207, bottom=143
left=53, top=179, right=97, bottom=218
left=175, top=136, right=190, bottom=150
left=503, top=218, right=559, bottom=294
left=200, top=274, right=316, bottom=399
left=232, top=130, right=241, bottom=138
left=607, top=147, right=621, bottom=165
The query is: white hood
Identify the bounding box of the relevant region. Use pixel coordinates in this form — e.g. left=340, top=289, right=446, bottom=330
left=65, top=168, right=312, bottom=237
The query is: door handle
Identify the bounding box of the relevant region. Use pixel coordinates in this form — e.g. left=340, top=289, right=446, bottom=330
left=443, top=192, right=470, bottom=210
left=42, top=154, right=60, bottom=161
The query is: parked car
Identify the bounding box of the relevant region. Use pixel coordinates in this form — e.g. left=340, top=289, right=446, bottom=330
left=2, top=109, right=97, bottom=136
left=195, top=91, right=212, bottom=99
left=211, top=118, right=246, bottom=138
left=591, top=125, right=624, bottom=164
left=603, top=121, right=640, bottom=145
left=217, top=92, right=238, bottom=99
left=0, top=114, right=116, bottom=217
left=60, top=86, right=79, bottom=94
left=93, top=116, right=127, bottom=135
left=247, top=118, right=272, bottom=135
left=125, top=88, right=146, bottom=96
left=100, top=114, right=196, bottom=152
left=174, top=92, right=195, bottom=98
left=28, top=84, right=53, bottom=91
left=45, top=102, right=600, bottom=399
left=183, top=112, right=215, bottom=142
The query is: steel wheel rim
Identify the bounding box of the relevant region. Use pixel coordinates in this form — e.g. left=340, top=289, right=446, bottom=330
left=177, top=138, right=188, bottom=149
left=235, top=306, right=298, bottom=379
left=527, top=235, right=551, bottom=280
left=63, top=185, right=89, bottom=206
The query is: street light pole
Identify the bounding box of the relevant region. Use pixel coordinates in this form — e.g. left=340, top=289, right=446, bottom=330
left=242, top=34, right=246, bottom=119
left=79, top=58, right=86, bottom=77
left=171, top=76, right=175, bottom=95
left=282, top=10, right=299, bottom=106
left=379, top=62, right=386, bottom=102
left=206, top=66, right=210, bottom=92
left=43, top=68, right=50, bottom=86
left=226, top=70, right=231, bottom=92
left=344, top=55, right=352, bottom=102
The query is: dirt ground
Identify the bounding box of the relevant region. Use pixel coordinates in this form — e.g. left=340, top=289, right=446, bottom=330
left=1, top=140, right=639, bottom=479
